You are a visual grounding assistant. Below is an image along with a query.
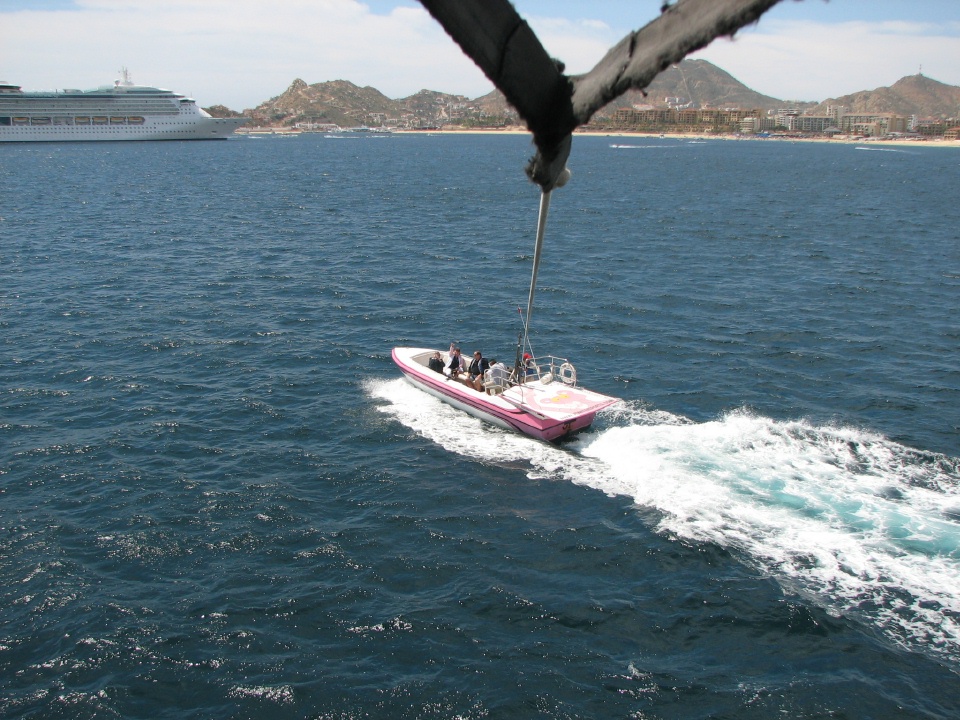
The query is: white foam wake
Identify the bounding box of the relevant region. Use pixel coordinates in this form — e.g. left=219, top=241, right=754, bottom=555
left=370, top=378, right=960, bottom=665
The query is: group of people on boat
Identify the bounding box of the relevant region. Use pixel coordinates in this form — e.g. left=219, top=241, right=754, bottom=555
left=428, top=346, right=513, bottom=393
left=427, top=345, right=535, bottom=394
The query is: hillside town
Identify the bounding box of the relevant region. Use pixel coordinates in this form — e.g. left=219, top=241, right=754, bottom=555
left=595, top=104, right=960, bottom=140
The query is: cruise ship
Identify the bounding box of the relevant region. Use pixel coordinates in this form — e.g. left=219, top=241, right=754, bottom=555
left=0, top=69, right=246, bottom=142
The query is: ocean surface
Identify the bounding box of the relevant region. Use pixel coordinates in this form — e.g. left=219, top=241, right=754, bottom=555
left=2, top=133, right=959, bottom=719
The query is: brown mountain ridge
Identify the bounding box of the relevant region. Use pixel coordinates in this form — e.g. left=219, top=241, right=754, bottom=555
left=812, top=74, right=960, bottom=118
left=215, top=60, right=960, bottom=127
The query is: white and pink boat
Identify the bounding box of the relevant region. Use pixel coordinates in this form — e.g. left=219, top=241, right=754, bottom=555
left=392, top=346, right=619, bottom=441
left=393, top=183, right=619, bottom=442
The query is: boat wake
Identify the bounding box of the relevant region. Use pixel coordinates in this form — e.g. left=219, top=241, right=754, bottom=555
left=854, top=146, right=917, bottom=154
left=370, top=377, right=960, bottom=667
left=609, top=143, right=673, bottom=150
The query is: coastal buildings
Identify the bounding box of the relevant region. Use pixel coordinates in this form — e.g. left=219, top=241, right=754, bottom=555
left=597, top=100, right=955, bottom=140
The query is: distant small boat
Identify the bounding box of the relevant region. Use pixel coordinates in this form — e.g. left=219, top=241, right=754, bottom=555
left=338, top=126, right=393, bottom=136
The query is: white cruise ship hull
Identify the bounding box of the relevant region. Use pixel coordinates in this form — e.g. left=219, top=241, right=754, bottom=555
left=0, top=115, right=246, bottom=142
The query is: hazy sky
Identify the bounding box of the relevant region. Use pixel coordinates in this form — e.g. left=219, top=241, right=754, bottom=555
left=2, top=1, right=958, bottom=110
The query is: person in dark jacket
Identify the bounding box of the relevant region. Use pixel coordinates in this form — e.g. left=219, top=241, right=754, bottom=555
left=428, top=351, right=444, bottom=374
left=467, top=350, right=490, bottom=391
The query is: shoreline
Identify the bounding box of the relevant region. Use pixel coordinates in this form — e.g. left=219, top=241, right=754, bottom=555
left=238, top=124, right=960, bottom=149
left=404, top=126, right=960, bottom=149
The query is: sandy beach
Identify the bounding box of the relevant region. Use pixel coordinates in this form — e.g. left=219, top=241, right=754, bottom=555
left=407, top=125, right=960, bottom=149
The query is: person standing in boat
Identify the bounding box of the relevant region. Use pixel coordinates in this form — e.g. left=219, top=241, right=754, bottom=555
left=486, top=358, right=508, bottom=394
left=467, top=350, right=491, bottom=391
left=521, top=353, right=537, bottom=380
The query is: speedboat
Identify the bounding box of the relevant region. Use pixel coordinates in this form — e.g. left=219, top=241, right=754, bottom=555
left=392, top=347, right=618, bottom=441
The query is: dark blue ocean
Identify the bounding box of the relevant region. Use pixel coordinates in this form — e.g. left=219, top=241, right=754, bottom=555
left=2, top=133, right=959, bottom=719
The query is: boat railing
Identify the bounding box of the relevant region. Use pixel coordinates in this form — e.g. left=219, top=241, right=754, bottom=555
left=522, top=355, right=579, bottom=387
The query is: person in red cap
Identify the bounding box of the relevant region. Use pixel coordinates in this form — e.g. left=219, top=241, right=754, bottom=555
left=521, top=353, right=537, bottom=381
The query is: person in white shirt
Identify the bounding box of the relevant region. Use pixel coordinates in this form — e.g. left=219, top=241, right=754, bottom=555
left=486, top=358, right=509, bottom=394
left=446, top=346, right=464, bottom=378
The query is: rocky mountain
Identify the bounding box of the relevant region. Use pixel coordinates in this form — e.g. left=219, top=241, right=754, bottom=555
left=243, top=78, right=516, bottom=128
left=810, top=74, right=960, bottom=119
left=591, top=59, right=790, bottom=116
left=226, top=60, right=960, bottom=128
left=245, top=78, right=397, bottom=127
left=204, top=104, right=243, bottom=119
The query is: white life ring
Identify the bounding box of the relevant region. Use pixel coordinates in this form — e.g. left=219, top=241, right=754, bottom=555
left=558, top=362, right=576, bottom=385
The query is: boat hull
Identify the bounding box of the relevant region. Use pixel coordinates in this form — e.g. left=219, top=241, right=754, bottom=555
left=0, top=116, right=245, bottom=142
left=392, top=347, right=618, bottom=441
